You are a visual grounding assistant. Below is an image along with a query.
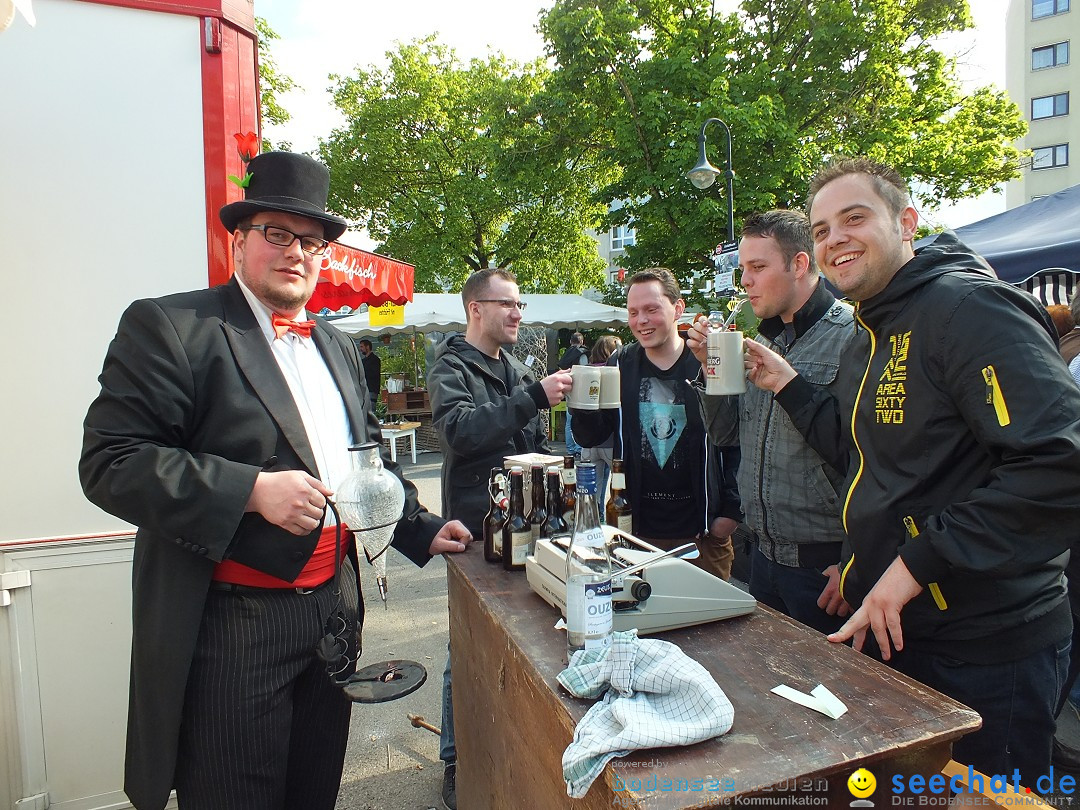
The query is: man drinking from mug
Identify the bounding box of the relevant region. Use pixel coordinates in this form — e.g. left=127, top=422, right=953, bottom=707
left=571, top=267, right=735, bottom=580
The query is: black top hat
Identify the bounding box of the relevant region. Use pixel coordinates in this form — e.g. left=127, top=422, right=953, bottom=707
left=219, top=152, right=348, bottom=241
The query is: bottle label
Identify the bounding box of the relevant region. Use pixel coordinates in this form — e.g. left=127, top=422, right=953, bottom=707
left=511, top=530, right=531, bottom=565
left=562, top=468, right=576, bottom=485
left=617, top=514, right=633, bottom=533
left=576, top=526, right=605, bottom=549
left=610, top=473, right=625, bottom=490
left=566, top=576, right=613, bottom=650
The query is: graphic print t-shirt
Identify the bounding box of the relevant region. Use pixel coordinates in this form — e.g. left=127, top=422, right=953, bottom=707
left=635, top=352, right=701, bottom=539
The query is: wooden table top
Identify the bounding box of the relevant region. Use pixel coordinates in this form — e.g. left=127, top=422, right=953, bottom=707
left=378, top=421, right=421, bottom=432
left=447, top=546, right=981, bottom=801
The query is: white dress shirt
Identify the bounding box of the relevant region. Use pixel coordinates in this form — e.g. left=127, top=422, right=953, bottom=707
left=236, top=277, right=355, bottom=523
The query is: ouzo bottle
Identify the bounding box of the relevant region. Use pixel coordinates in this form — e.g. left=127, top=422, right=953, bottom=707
left=564, top=462, right=613, bottom=658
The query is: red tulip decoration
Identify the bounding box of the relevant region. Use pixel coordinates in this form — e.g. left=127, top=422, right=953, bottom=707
left=228, top=131, right=259, bottom=188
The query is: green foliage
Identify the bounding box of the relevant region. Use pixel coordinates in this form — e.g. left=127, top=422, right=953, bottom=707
left=318, top=39, right=611, bottom=294
left=539, top=0, right=1027, bottom=289
left=255, top=17, right=297, bottom=152
left=378, top=335, right=427, bottom=387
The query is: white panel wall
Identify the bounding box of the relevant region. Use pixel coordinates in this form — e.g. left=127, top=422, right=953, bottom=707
left=0, top=0, right=208, bottom=543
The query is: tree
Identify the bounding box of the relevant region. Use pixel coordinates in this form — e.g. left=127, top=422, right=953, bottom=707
left=539, top=0, right=1027, bottom=291
left=255, top=17, right=296, bottom=152
left=318, top=39, right=612, bottom=293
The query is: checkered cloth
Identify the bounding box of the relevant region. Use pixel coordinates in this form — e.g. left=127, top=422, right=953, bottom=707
left=557, top=630, right=734, bottom=798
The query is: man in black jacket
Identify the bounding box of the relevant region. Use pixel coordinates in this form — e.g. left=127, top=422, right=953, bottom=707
left=358, top=338, right=381, bottom=399
left=745, top=157, right=1080, bottom=787
left=427, top=268, right=571, bottom=808
left=558, top=332, right=589, bottom=369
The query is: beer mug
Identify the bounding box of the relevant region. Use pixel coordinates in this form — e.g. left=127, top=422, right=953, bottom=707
left=598, top=367, right=620, bottom=409
left=705, top=329, right=746, bottom=395
left=566, top=366, right=601, bottom=410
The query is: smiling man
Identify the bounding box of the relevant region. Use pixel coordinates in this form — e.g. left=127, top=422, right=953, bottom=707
left=686, top=210, right=854, bottom=634
left=80, top=152, right=470, bottom=810
left=743, top=157, right=1080, bottom=787
left=571, top=268, right=734, bottom=580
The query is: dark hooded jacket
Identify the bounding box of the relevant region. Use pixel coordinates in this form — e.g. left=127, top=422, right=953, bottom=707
left=428, top=334, right=551, bottom=538
left=777, top=232, right=1080, bottom=662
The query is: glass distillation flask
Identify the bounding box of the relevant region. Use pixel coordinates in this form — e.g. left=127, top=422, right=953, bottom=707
left=334, top=441, right=405, bottom=607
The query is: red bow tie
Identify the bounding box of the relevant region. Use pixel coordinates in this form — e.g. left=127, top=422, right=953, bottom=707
left=271, top=313, right=316, bottom=339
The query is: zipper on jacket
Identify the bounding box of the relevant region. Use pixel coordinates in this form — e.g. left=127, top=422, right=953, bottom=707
left=981, top=365, right=1011, bottom=427
left=903, top=516, right=947, bottom=611
left=842, top=313, right=876, bottom=537
left=756, top=330, right=799, bottom=541
left=757, top=381, right=778, bottom=542
left=838, top=554, right=855, bottom=602
left=838, top=312, right=876, bottom=601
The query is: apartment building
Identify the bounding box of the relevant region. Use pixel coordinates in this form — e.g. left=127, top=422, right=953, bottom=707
left=1006, top=0, right=1080, bottom=205
left=593, top=222, right=637, bottom=285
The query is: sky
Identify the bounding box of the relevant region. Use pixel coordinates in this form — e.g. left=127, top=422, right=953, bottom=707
left=255, top=0, right=1011, bottom=243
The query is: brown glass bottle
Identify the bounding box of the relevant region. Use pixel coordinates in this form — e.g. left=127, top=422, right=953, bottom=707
left=483, top=467, right=507, bottom=564
left=540, top=468, right=568, bottom=539
left=526, top=463, right=547, bottom=552
left=502, top=467, right=530, bottom=571
left=605, top=458, right=633, bottom=534
left=559, top=455, right=577, bottom=532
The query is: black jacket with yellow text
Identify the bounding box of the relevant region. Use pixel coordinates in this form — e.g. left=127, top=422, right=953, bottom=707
left=777, top=233, right=1080, bottom=662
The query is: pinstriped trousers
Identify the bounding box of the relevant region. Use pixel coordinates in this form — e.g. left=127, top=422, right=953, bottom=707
left=174, top=558, right=360, bottom=810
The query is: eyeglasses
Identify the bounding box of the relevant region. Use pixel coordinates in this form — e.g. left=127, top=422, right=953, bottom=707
left=474, top=298, right=527, bottom=312
left=239, top=224, right=330, bottom=256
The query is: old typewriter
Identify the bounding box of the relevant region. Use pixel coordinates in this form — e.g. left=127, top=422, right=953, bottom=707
left=525, top=525, right=756, bottom=635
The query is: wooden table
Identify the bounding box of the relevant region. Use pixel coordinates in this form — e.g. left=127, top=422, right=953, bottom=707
left=446, top=548, right=981, bottom=809
left=378, top=421, right=420, bottom=464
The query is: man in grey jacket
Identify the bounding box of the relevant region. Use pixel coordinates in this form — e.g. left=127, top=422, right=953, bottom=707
left=427, top=268, right=571, bottom=808
left=687, top=210, right=854, bottom=634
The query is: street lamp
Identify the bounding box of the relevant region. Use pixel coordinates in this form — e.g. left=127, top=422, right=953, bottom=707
left=686, top=117, right=736, bottom=243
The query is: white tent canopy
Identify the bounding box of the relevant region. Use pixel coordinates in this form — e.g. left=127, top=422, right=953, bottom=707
left=330, top=293, right=629, bottom=335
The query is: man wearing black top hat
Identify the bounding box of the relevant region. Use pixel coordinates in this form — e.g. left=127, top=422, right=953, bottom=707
left=80, top=152, right=471, bottom=810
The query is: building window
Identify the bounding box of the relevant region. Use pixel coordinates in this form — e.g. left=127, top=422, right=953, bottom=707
left=1032, top=143, right=1069, bottom=169
left=1032, top=92, right=1070, bottom=119
left=610, top=225, right=636, bottom=251
left=1032, top=42, right=1069, bottom=69
left=1033, top=0, right=1070, bottom=19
